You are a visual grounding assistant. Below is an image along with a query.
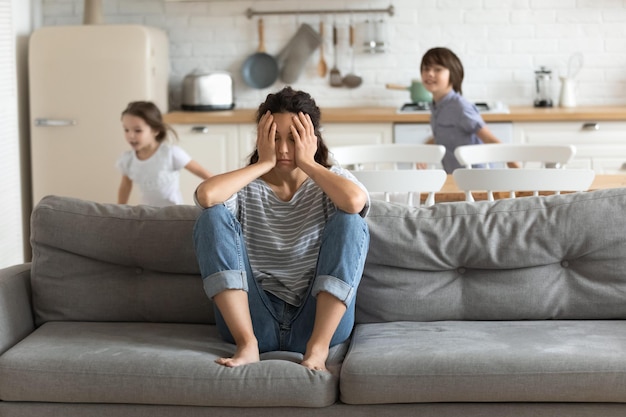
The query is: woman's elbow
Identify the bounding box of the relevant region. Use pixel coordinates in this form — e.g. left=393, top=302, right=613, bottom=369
left=195, top=182, right=219, bottom=208
left=341, top=191, right=368, bottom=214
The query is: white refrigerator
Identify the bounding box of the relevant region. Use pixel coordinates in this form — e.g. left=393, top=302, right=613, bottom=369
left=29, top=25, right=169, bottom=205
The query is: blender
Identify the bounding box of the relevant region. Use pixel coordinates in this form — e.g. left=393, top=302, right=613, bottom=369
left=534, top=66, right=553, bottom=108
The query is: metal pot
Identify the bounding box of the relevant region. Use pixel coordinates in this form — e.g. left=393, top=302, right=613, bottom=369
left=241, top=18, right=279, bottom=89
left=386, top=80, right=432, bottom=103
left=181, top=71, right=234, bottom=111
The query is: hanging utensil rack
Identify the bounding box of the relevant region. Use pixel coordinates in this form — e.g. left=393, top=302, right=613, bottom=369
left=245, top=5, right=394, bottom=19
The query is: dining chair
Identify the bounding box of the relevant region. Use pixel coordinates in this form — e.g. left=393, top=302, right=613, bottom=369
left=452, top=144, right=595, bottom=202
left=454, top=143, right=576, bottom=169
left=330, top=144, right=447, bottom=206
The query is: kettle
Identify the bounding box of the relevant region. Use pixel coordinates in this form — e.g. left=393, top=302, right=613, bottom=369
left=386, top=80, right=432, bottom=104
left=559, top=76, right=576, bottom=108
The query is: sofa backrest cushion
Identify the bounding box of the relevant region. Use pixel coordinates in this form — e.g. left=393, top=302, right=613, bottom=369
left=30, top=196, right=213, bottom=326
left=357, top=188, right=626, bottom=323
left=31, top=189, right=626, bottom=326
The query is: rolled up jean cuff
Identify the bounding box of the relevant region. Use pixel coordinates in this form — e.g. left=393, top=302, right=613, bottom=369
left=202, top=270, right=248, bottom=299
left=312, top=275, right=356, bottom=306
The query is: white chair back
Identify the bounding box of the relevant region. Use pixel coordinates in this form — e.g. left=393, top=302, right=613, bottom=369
left=452, top=144, right=594, bottom=202
left=454, top=144, right=576, bottom=169
left=332, top=144, right=446, bottom=170
left=330, top=144, right=447, bottom=206
left=453, top=168, right=595, bottom=201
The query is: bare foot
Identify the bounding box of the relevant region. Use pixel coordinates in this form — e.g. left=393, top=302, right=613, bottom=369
left=215, top=341, right=260, bottom=368
left=301, top=345, right=329, bottom=372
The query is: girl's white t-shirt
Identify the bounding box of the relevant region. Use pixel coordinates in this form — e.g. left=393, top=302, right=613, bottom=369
left=117, top=143, right=191, bottom=206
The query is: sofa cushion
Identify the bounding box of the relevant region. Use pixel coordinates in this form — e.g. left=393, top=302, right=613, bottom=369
left=357, top=188, right=626, bottom=323
left=0, top=321, right=344, bottom=407
left=30, top=196, right=213, bottom=325
left=341, top=320, right=626, bottom=404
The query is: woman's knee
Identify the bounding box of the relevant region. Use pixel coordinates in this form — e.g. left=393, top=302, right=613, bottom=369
left=328, top=210, right=368, bottom=236
left=325, top=212, right=369, bottom=249
left=193, top=205, right=230, bottom=238
left=195, top=204, right=229, bottom=227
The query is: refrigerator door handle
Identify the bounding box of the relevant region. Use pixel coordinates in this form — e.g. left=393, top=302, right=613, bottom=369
left=34, top=118, right=77, bottom=127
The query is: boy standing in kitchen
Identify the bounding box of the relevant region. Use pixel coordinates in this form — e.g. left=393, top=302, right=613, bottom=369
left=420, top=47, right=511, bottom=173
left=117, top=101, right=212, bottom=206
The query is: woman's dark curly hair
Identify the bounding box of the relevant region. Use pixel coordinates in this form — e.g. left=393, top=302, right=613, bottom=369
left=248, top=86, right=330, bottom=168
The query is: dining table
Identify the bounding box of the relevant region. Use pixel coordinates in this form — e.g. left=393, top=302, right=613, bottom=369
left=431, top=173, right=626, bottom=203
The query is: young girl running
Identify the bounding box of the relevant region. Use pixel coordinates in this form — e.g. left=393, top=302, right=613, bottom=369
left=117, top=101, right=212, bottom=206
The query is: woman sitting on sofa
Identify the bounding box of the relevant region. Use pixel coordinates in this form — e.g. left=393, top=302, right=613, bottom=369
left=192, top=86, right=370, bottom=372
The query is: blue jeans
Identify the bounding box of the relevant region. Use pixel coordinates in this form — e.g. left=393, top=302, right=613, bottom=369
left=192, top=204, right=369, bottom=354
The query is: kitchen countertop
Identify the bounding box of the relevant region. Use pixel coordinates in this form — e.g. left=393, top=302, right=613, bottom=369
left=164, top=106, right=626, bottom=125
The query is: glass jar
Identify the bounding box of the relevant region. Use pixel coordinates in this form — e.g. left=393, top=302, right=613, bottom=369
left=534, top=66, right=553, bottom=108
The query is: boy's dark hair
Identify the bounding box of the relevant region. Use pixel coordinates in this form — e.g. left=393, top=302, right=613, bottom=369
left=421, top=47, right=464, bottom=95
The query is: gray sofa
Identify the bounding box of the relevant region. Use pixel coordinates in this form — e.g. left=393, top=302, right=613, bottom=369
left=1, top=189, right=626, bottom=417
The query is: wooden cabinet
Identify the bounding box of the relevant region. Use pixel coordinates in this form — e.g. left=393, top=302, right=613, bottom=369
left=321, top=123, right=393, bottom=146
left=172, top=122, right=392, bottom=203
left=513, top=121, right=626, bottom=174
left=237, top=124, right=257, bottom=167
left=165, top=107, right=626, bottom=176
left=239, top=123, right=394, bottom=162
left=172, top=124, right=240, bottom=204
left=238, top=123, right=394, bottom=167
left=185, top=121, right=393, bottom=167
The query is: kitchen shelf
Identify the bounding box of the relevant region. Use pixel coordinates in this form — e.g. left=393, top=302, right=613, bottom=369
left=245, top=5, right=394, bottom=19
left=164, top=106, right=626, bottom=125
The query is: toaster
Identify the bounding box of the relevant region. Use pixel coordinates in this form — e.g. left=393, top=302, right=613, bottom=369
left=181, top=71, right=235, bottom=111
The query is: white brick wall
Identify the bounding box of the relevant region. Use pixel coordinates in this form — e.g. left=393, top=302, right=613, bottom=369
left=40, top=0, right=626, bottom=110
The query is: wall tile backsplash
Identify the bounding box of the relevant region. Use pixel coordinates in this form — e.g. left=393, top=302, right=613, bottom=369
left=40, top=0, right=626, bottom=110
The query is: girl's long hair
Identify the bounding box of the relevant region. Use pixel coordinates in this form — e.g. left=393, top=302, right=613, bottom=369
left=121, top=101, right=177, bottom=142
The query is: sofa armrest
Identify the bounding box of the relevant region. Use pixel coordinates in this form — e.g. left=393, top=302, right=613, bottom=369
left=0, top=263, right=35, bottom=355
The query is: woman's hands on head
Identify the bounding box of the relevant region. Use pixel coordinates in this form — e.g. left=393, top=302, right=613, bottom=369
left=256, top=111, right=318, bottom=170
left=256, top=111, right=277, bottom=167
left=290, top=112, right=318, bottom=168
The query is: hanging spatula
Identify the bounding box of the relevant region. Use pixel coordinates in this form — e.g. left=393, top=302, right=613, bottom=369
left=329, top=22, right=343, bottom=87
